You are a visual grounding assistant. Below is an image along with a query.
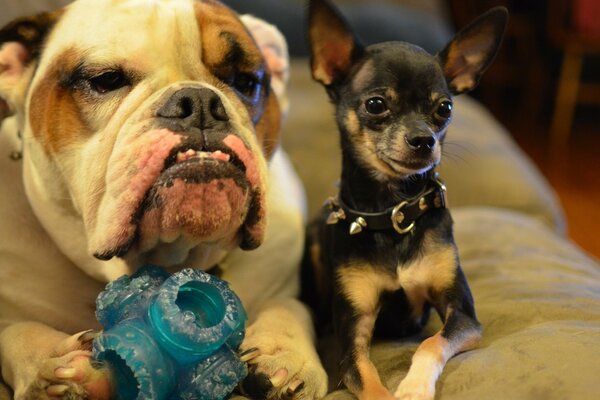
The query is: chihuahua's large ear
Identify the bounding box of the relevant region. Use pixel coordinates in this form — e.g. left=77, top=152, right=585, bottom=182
left=308, top=0, right=362, bottom=87
left=438, top=7, right=508, bottom=95
left=0, top=11, right=61, bottom=121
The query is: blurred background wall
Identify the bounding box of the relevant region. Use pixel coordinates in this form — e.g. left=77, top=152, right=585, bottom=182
left=442, top=0, right=600, bottom=259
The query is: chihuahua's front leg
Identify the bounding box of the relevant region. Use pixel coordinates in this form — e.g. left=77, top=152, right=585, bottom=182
left=0, top=322, right=112, bottom=400
left=335, top=265, right=396, bottom=400
left=394, top=268, right=482, bottom=400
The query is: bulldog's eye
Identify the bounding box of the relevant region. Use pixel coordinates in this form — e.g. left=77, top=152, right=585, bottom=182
left=435, top=100, right=453, bottom=121
left=365, top=97, right=388, bottom=115
left=232, top=73, right=259, bottom=97
left=89, top=70, right=129, bottom=94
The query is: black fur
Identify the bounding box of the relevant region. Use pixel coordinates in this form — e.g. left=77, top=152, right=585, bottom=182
left=302, top=0, right=507, bottom=396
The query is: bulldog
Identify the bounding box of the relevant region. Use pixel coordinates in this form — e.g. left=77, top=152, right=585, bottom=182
left=0, top=0, right=327, bottom=399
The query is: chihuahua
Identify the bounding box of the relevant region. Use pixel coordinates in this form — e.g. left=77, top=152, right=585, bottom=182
left=302, top=0, right=508, bottom=399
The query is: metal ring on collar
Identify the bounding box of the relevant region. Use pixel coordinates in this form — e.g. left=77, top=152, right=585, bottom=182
left=391, top=201, right=415, bottom=234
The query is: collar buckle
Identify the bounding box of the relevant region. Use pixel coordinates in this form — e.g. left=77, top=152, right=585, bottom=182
left=330, top=172, right=447, bottom=236
left=391, top=201, right=415, bottom=234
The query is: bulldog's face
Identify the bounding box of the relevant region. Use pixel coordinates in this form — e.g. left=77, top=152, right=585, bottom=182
left=0, top=0, right=288, bottom=275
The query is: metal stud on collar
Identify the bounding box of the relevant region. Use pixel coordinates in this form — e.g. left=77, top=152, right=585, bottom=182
left=325, top=196, right=346, bottom=225
left=326, top=209, right=346, bottom=225
left=349, top=217, right=367, bottom=235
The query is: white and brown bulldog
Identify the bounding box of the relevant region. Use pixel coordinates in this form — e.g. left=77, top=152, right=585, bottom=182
left=0, top=0, right=327, bottom=398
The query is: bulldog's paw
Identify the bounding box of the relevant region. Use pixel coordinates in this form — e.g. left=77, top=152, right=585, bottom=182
left=18, top=331, right=112, bottom=400
left=237, top=337, right=328, bottom=399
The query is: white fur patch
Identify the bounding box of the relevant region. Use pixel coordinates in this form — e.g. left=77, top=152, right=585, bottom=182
left=21, top=0, right=272, bottom=278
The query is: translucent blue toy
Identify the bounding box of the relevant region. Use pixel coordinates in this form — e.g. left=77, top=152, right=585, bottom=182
left=92, top=265, right=248, bottom=400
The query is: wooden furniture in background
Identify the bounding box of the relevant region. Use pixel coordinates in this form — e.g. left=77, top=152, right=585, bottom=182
left=547, top=0, right=600, bottom=150
left=446, top=0, right=550, bottom=131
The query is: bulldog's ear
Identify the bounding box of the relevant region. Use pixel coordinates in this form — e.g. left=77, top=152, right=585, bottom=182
left=0, top=11, right=62, bottom=120
left=308, top=0, right=363, bottom=88
left=240, top=14, right=290, bottom=117
left=0, top=42, right=28, bottom=121
left=438, top=7, right=508, bottom=95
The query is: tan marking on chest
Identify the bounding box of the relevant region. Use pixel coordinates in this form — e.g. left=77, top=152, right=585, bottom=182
left=397, top=244, right=457, bottom=314
left=337, top=265, right=398, bottom=313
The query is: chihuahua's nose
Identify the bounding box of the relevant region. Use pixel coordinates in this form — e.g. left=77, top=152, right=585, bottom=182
left=405, top=132, right=436, bottom=151
left=157, top=87, right=229, bottom=131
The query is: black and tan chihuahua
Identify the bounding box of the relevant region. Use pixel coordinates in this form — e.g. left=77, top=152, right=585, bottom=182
left=301, top=1, right=508, bottom=399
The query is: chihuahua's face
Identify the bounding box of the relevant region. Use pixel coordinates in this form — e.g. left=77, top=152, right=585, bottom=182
left=309, top=0, right=507, bottom=181
left=336, top=42, right=454, bottom=179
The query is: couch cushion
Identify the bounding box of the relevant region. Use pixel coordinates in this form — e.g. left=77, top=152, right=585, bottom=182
left=438, top=97, right=566, bottom=234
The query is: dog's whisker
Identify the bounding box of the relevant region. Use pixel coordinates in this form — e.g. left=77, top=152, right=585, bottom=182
left=441, top=149, right=471, bottom=166
left=443, top=140, right=478, bottom=154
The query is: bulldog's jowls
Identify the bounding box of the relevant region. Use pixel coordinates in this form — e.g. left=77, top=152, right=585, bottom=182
left=0, top=0, right=327, bottom=399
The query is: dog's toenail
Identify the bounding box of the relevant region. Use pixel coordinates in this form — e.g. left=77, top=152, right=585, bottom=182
left=287, top=379, right=304, bottom=394
left=78, top=329, right=98, bottom=344
left=47, top=384, right=69, bottom=396
left=55, top=367, right=77, bottom=379
left=270, top=368, right=288, bottom=387
left=239, top=347, right=260, bottom=362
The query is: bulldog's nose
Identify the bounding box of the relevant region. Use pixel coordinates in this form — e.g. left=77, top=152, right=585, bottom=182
left=157, top=87, right=229, bottom=131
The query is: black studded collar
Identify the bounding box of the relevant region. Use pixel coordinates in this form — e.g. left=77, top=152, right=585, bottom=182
left=325, top=172, right=447, bottom=235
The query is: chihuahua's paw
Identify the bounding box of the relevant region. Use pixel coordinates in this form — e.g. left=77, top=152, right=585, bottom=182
left=18, top=330, right=112, bottom=400
left=393, top=377, right=434, bottom=400
left=238, top=331, right=327, bottom=399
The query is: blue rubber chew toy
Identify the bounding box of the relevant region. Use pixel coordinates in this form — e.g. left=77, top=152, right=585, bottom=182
left=92, top=265, right=248, bottom=400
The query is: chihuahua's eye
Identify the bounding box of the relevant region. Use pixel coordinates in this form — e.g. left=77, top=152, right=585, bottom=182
left=89, top=70, right=129, bottom=94
left=435, top=100, right=453, bottom=120
left=232, top=73, right=259, bottom=97
left=365, top=97, right=388, bottom=115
